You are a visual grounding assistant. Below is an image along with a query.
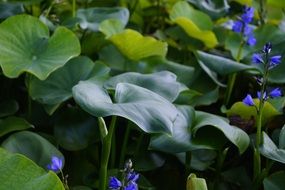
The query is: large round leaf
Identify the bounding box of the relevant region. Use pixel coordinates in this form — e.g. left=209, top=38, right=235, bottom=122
left=0, top=148, right=64, bottom=190
left=0, top=14, right=80, bottom=80
left=29, top=56, right=109, bottom=108
left=72, top=81, right=178, bottom=134
left=77, top=7, right=129, bottom=31
left=2, top=131, right=64, bottom=169
left=263, top=171, right=285, bottom=190
left=54, top=107, right=99, bottom=151
left=109, top=29, right=168, bottom=61
left=193, top=111, right=250, bottom=154
left=104, top=71, right=182, bottom=102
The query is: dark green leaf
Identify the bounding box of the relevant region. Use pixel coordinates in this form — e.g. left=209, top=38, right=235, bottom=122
left=0, top=148, right=64, bottom=190
left=2, top=131, right=64, bottom=169
left=0, top=99, right=19, bottom=117
left=0, top=117, right=33, bottom=137
left=263, top=171, right=285, bottom=190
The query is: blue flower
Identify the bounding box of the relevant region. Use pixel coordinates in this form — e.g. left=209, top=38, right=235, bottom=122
left=124, top=182, right=138, bottom=190
left=247, top=35, right=256, bottom=46
left=269, top=55, right=282, bottom=69
left=232, top=20, right=243, bottom=33
left=127, top=172, right=139, bottom=183
left=243, top=94, right=255, bottom=106
left=252, top=53, right=263, bottom=64
left=241, top=6, right=254, bottom=23
left=257, top=91, right=267, bottom=100
left=269, top=88, right=282, bottom=98
left=263, top=42, right=272, bottom=53
left=109, top=177, right=122, bottom=190
left=47, top=156, right=63, bottom=172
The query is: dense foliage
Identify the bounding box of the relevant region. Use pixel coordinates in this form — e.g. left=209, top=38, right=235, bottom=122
left=1, top=0, right=285, bottom=190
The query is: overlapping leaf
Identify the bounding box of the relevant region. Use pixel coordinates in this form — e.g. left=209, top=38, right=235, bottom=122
left=72, top=82, right=178, bottom=134
left=170, top=1, right=218, bottom=48
left=0, top=15, right=80, bottom=80
left=0, top=148, right=64, bottom=190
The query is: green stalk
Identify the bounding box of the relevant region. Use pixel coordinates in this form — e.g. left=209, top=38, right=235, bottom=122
left=258, top=0, right=266, bottom=25
left=224, top=41, right=245, bottom=106
left=99, top=116, right=117, bottom=190
left=254, top=53, right=269, bottom=189
left=185, top=151, right=191, bottom=175
left=72, top=0, right=76, bottom=18
left=119, top=123, right=131, bottom=167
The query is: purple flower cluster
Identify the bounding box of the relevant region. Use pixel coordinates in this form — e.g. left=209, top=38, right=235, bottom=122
left=232, top=6, right=256, bottom=46
left=243, top=42, right=282, bottom=106
left=109, top=160, right=139, bottom=190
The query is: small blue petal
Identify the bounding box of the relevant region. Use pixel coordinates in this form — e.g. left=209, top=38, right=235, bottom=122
left=270, top=55, right=281, bottom=65
left=124, top=182, right=138, bottom=190
left=232, top=20, right=243, bottom=33
left=243, top=94, right=255, bottom=106
left=127, top=172, right=139, bottom=182
left=47, top=156, right=63, bottom=172
left=241, top=6, right=254, bottom=23
left=257, top=91, right=267, bottom=100
left=269, top=88, right=282, bottom=98
left=263, top=42, right=272, bottom=53
left=247, top=35, right=256, bottom=46
left=252, top=53, right=263, bottom=64
left=109, top=177, right=122, bottom=189
left=243, top=25, right=253, bottom=35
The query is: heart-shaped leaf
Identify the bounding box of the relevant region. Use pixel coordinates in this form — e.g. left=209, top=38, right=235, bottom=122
left=0, top=14, right=80, bottom=80
left=77, top=7, right=129, bottom=31
left=260, top=132, right=285, bottom=164
left=170, top=1, right=218, bottom=48
left=29, top=56, right=110, bottom=113
left=0, top=117, right=33, bottom=137
left=263, top=171, right=285, bottom=190
left=109, top=29, right=168, bottom=61
left=54, top=107, right=100, bottom=151
left=2, top=131, right=64, bottom=169
left=193, top=111, right=250, bottom=154
left=0, top=148, right=64, bottom=190
left=72, top=81, right=178, bottom=134
left=104, top=71, right=182, bottom=102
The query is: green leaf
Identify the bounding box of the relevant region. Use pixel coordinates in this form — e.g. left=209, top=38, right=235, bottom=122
left=186, top=173, right=208, bottom=190
left=0, top=15, right=80, bottom=80
left=193, top=111, right=250, bottom=154
left=260, top=132, right=285, bottom=164
left=29, top=56, right=109, bottom=113
left=72, top=81, right=178, bottom=134
left=0, top=148, right=64, bottom=190
left=187, top=0, right=230, bottom=19
left=196, top=51, right=256, bottom=75
left=109, top=29, right=168, bottom=60
left=267, top=0, right=285, bottom=8
left=0, top=117, right=33, bottom=137
left=54, top=107, right=100, bottom=151
left=227, top=99, right=281, bottom=127
left=104, top=71, right=182, bottom=102
left=2, top=131, right=64, bottom=169
left=99, top=19, right=125, bottom=38
left=0, top=99, right=19, bottom=117
left=263, top=171, right=285, bottom=190
left=150, top=106, right=215, bottom=153
left=170, top=1, right=218, bottom=48
left=279, top=126, right=285, bottom=149
left=77, top=7, right=129, bottom=31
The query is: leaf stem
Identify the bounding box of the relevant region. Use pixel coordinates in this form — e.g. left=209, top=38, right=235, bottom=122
left=99, top=116, right=117, bottom=190
left=224, top=40, right=244, bottom=106
left=72, top=0, right=76, bottom=18
left=119, top=123, right=131, bottom=167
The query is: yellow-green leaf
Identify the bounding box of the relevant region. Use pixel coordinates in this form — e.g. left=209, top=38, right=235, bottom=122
left=109, top=29, right=167, bottom=61
left=187, top=173, right=208, bottom=190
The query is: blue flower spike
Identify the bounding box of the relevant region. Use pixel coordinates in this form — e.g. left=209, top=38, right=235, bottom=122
left=232, top=6, right=256, bottom=46
left=109, top=177, right=122, bottom=190
left=243, top=94, right=255, bottom=106
left=252, top=53, right=263, bottom=64
left=263, top=42, right=272, bottom=53
left=269, top=88, right=282, bottom=98
left=47, top=156, right=63, bottom=172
